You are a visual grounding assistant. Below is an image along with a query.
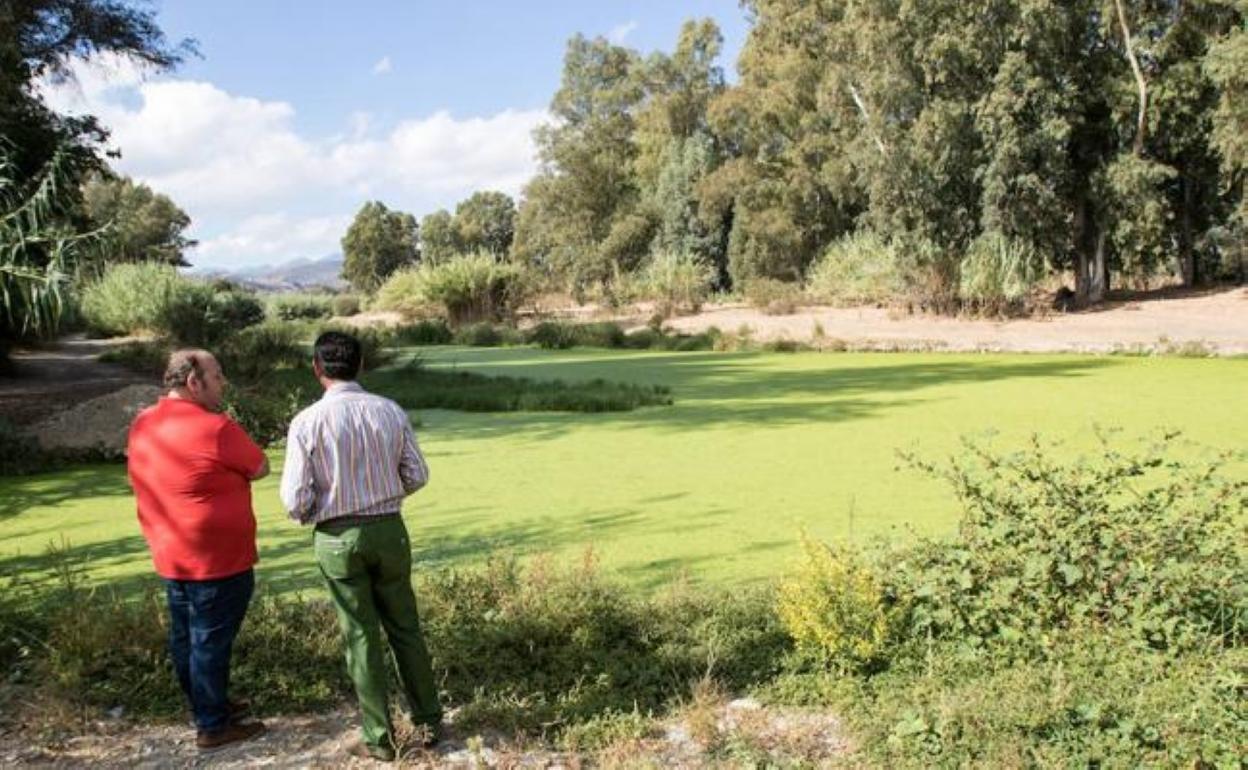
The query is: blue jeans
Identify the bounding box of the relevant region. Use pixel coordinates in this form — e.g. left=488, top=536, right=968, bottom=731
left=164, top=569, right=254, bottom=733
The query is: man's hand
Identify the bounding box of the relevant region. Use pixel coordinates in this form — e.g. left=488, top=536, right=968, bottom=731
left=251, top=457, right=271, bottom=481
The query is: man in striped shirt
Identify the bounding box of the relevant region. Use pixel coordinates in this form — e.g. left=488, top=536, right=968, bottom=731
left=280, top=331, right=441, bottom=761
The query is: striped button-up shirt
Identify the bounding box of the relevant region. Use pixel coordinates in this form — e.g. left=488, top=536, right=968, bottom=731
left=279, top=380, right=429, bottom=525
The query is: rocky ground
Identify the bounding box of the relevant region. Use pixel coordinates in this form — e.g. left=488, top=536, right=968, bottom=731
left=0, top=700, right=848, bottom=768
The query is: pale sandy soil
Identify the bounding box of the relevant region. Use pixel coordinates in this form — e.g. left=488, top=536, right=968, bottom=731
left=352, top=286, right=1248, bottom=355
left=657, top=286, right=1248, bottom=355
left=0, top=700, right=847, bottom=768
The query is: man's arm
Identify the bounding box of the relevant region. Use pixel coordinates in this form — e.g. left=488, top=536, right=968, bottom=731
left=251, top=457, right=271, bottom=480
left=398, top=414, right=429, bottom=495
left=279, top=421, right=317, bottom=522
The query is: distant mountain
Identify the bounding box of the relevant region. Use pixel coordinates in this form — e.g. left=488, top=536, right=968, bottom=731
left=196, top=253, right=347, bottom=292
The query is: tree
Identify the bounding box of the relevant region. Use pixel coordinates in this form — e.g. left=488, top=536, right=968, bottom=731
left=419, top=209, right=460, bottom=265
left=513, top=34, right=644, bottom=290
left=0, top=0, right=188, bottom=346
left=81, top=174, right=196, bottom=266
left=1, top=0, right=190, bottom=181
left=454, top=191, right=515, bottom=257
left=340, top=201, right=419, bottom=293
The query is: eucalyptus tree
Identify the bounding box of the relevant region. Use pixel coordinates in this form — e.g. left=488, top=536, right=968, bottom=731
left=513, top=34, right=644, bottom=290
left=340, top=201, right=420, bottom=294
left=454, top=191, right=515, bottom=258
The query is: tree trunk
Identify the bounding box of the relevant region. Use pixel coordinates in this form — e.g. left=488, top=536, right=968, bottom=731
left=1073, top=197, right=1092, bottom=303
left=1177, top=174, right=1197, bottom=286
left=1091, top=229, right=1108, bottom=303
left=1114, top=0, right=1149, bottom=156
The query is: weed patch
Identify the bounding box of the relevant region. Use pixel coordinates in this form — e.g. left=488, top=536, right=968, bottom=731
left=365, top=360, right=673, bottom=413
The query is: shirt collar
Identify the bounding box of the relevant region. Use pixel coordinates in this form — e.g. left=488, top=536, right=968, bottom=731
left=323, top=380, right=365, bottom=399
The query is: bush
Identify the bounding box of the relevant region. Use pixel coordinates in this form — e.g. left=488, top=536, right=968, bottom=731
left=331, top=294, right=361, bottom=317
left=890, top=432, right=1246, bottom=654
left=217, top=322, right=306, bottom=382
left=11, top=549, right=786, bottom=741
left=98, top=340, right=170, bottom=376
left=814, top=634, right=1247, bottom=768
left=366, top=360, right=673, bottom=413
left=79, top=262, right=185, bottom=337
left=392, top=319, right=454, bottom=346
left=959, top=232, right=1041, bottom=315
left=805, top=231, right=904, bottom=306
left=374, top=253, right=528, bottom=326
left=526, top=321, right=627, bottom=350
left=167, top=286, right=266, bottom=347
left=0, top=417, right=43, bottom=475
left=80, top=263, right=265, bottom=345
left=267, top=292, right=335, bottom=321
left=420, top=555, right=788, bottom=733
left=451, top=322, right=517, bottom=347
left=742, top=278, right=802, bottom=315
left=222, top=374, right=311, bottom=448
left=778, top=537, right=901, bottom=673
left=641, top=252, right=714, bottom=317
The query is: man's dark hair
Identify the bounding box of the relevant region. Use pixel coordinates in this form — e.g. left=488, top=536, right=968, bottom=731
left=314, top=331, right=362, bottom=380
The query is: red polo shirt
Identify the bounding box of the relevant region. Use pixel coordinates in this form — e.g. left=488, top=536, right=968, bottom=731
left=127, top=397, right=265, bottom=580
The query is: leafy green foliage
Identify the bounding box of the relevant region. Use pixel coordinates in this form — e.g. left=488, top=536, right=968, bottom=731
left=958, top=233, right=1041, bottom=315
left=0, top=144, right=96, bottom=342
left=420, top=555, right=787, bottom=733
left=374, top=252, right=527, bottom=326
left=805, top=231, right=904, bottom=307
left=778, top=537, right=902, bottom=674
left=454, top=191, right=516, bottom=257
left=365, top=359, right=672, bottom=413
left=330, top=294, right=360, bottom=317
left=740, top=277, right=801, bottom=315
left=641, top=252, right=714, bottom=317
left=80, top=173, right=194, bottom=266
left=80, top=262, right=264, bottom=345
left=893, top=433, right=1246, bottom=655
left=392, top=318, right=453, bottom=345
left=527, top=320, right=626, bottom=349
left=340, top=200, right=419, bottom=293
left=266, top=291, right=335, bottom=321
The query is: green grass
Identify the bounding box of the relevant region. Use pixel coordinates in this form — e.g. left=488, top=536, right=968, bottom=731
left=2, top=348, right=1245, bottom=597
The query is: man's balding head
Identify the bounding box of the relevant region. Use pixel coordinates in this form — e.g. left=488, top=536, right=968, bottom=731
left=164, top=349, right=227, bottom=411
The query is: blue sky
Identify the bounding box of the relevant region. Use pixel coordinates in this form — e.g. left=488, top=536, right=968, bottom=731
left=42, top=1, right=751, bottom=271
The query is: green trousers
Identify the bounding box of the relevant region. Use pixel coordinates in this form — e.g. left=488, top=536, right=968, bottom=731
left=314, top=515, right=441, bottom=751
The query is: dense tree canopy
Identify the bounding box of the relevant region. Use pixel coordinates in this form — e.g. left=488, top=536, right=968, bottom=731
left=340, top=201, right=420, bottom=293
left=507, top=4, right=1245, bottom=307
left=1, top=0, right=188, bottom=345
left=81, top=174, right=196, bottom=267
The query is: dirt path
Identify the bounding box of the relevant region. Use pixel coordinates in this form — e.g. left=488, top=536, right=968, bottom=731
left=0, top=700, right=848, bottom=768
left=658, top=286, right=1248, bottom=355
left=0, top=336, right=156, bottom=427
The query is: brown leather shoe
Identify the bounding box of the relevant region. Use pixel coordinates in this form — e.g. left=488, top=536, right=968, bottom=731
left=186, top=699, right=251, bottom=728
left=196, top=720, right=266, bottom=753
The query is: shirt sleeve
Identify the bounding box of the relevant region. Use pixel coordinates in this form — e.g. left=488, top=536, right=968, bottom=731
left=279, top=417, right=318, bottom=522
left=397, top=408, right=429, bottom=495
left=217, top=418, right=266, bottom=479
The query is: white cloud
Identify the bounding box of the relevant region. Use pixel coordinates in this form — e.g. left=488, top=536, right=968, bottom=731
left=195, top=213, right=351, bottom=266
left=607, top=21, right=639, bottom=44
left=371, top=56, right=392, bottom=75
left=39, top=56, right=546, bottom=270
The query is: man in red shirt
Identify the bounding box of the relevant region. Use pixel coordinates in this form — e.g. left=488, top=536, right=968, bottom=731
left=127, top=349, right=269, bottom=752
